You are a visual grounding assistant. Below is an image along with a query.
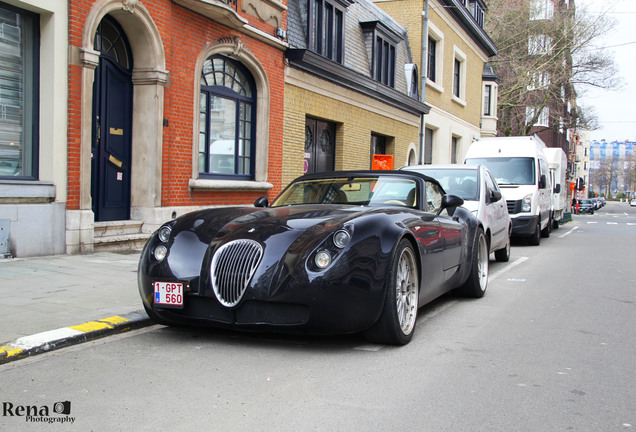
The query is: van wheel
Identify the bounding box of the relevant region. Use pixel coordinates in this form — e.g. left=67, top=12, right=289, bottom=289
left=552, top=218, right=560, bottom=230
left=528, top=221, right=541, bottom=246
left=541, top=217, right=551, bottom=238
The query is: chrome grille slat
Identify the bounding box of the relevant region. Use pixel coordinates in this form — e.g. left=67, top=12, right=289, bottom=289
left=211, top=240, right=263, bottom=307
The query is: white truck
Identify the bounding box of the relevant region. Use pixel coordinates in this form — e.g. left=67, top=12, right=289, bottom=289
left=544, top=147, right=567, bottom=230
left=464, top=135, right=552, bottom=246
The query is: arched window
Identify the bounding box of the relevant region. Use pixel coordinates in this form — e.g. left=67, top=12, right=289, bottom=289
left=199, top=55, right=256, bottom=179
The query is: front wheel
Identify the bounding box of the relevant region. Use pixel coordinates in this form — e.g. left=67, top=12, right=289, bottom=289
left=541, top=217, right=551, bottom=238
left=364, top=239, right=419, bottom=345
left=528, top=220, right=541, bottom=246
left=457, top=228, right=488, bottom=298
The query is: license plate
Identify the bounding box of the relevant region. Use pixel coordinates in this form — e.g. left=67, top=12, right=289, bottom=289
left=153, top=282, right=184, bottom=308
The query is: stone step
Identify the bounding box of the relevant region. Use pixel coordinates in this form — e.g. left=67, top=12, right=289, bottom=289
left=94, top=220, right=150, bottom=252
left=94, top=220, right=144, bottom=238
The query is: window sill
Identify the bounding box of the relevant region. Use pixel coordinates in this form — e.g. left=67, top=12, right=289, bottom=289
left=425, top=79, right=444, bottom=94
left=451, top=95, right=466, bottom=107
left=0, top=180, right=56, bottom=203
left=189, top=178, right=274, bottom=191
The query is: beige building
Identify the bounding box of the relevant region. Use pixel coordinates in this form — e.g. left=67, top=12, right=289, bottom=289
left=374, top=0, right=498, bottom=164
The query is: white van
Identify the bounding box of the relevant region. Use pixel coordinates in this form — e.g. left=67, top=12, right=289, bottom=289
left=464, top=136, right=552, bottom=245
left=544, top=147, right=567, bottom=229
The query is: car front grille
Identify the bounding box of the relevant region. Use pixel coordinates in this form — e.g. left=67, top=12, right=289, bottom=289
left=507, top=200, right=521, bottom=214
left=210, top=239, right=263, bottom=307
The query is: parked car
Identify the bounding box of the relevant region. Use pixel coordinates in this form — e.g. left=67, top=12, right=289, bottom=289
left=630, top=199, right=636, bottom=207
left=138, top=170, right=489, bottom=345
left=576, top=199, right=595, bottom=214
left=402, top=164, right=512, bottom=262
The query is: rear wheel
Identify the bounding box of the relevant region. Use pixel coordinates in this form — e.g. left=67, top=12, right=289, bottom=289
left=494, top=230, right=511, bottom=262
left=364, top=239, right=419, bottom=345
left=457, top=228, right=488, bottom=298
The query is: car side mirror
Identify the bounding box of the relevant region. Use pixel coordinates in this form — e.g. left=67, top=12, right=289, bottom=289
left=490, top=190, right=502, bottom=202
left=254, top=197, right=268, bottom=208
left=437, top=194, right=464, bottom=216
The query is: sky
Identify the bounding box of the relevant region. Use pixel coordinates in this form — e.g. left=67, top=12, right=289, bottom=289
left=575, top=0, right=636, bottom=143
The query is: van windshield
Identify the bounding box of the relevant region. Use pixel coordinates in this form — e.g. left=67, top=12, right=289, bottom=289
left=465, top=157, right=535, bottom=186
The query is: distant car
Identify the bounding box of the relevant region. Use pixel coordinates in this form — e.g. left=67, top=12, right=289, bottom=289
left=138, top=170, right=489, bottom=345
left=630, top=199, right=636, bottom=207
left=576, top=199, right=595, bottom=214
left=402, top=164, right=512, bottom=262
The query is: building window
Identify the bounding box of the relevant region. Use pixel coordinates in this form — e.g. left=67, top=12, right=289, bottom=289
left=370, top=133, right=387, bottom=168
left=528, top=34, right=552, bottom=55
left=308, top=0, right=345, bottom=63
left=199, top=55, right=256, bottom=179
left=526, top=106, right=549, bottom=127
left=453, top=58, right=461, bottom=98
left=483, top=84, right=492, bottom=116
left=0, top=4, right=39, bottom=179
left=451, top=136, right=458, bottom=164
left=469, top=1, right=485, bottom=27
left=424, top=127, right=434, bottom=164
left=530, top=0, right=554, bottom=20
left=374, top=35, right=396, bottom=87
left=427, top=37, right=436, bottom=82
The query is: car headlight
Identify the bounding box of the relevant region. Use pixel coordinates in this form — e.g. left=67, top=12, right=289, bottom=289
left=153, top=244, right=168, bottom=262
left=315, top=250, right=332, bottom=269
left=333, top=230, right=351, bottom=248
left=522, top=194, right=533, bottom=212
left=158, top=225, right=172, bottom=243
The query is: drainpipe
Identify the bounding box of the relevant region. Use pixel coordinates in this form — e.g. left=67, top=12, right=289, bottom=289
left=419, top=0, right=429, bottom=165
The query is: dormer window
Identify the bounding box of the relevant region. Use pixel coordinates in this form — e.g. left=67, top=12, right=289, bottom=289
left=361, top=21, right=402, bottom=88
left=308, top=0, right=347, bottom=63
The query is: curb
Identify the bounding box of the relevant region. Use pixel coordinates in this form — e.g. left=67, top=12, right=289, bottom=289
left=0, top=311, right=153, bottom=365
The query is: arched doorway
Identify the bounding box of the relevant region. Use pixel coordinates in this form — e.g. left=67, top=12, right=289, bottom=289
left=91, top=15, right=134, bottom=221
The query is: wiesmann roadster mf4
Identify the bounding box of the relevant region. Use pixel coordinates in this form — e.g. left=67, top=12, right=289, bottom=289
left=138, top=171, right=489, bottom=345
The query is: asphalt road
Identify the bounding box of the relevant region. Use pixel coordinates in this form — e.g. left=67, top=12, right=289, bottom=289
left=1, top=202, right=635, bottom=431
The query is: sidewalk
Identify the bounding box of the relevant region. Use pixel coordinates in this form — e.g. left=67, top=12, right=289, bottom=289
left=0, top=250, right=152, bottom=364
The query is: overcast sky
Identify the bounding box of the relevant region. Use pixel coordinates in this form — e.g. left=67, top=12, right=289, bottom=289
left=575, top=0, right=636, bottom=143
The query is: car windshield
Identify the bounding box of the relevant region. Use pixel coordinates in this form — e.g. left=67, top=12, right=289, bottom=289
left=409, top=168, right=478, bottom=201
left=465, top=157, right=535, bottom=185
left=271, top=176, right=418, bottom=208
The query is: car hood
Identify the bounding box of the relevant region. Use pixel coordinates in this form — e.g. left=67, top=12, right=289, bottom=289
left=165, top=204, right=390, bottom=279
left=460, top=200, right=479, bottom=214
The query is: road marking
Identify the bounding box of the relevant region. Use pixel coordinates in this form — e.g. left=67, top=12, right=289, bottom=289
left=607, top=222, right=618, bottom=225
left=587, top=221, right=597, bottom=224
left=559, top=226, right=579, bottom=237
left=490, top=256, right=529, bottom=282
left=628, top=223, right=636, bottom=226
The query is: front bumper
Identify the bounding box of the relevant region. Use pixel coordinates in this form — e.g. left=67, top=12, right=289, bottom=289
left=511, top=215, right=540, bottom=237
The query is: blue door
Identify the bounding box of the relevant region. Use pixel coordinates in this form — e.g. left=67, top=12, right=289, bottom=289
left=91, top=16, right=133, bottom=221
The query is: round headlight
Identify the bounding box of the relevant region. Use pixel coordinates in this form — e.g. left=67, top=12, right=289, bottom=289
left=333, top=230, right=351, bottom=248
left=158, top=226, right=172, bottom=243
left=314, top=250, right=332, bottom=269
left=153, top=244, right=168, bottom=261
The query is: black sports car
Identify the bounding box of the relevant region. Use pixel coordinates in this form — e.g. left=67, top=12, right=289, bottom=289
left=138, top=170, right=489, bottom=345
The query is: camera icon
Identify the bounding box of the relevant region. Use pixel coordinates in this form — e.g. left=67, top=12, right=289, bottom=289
left=53, top=401, right=71, bottom=415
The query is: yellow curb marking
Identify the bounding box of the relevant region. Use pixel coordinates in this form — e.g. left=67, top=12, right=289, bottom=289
left=69, top=315, right=131, bottom=333
left=0, top=345, right=24, bottom=359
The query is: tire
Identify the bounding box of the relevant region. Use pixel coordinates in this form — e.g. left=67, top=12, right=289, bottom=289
left=552, top=218, right=560, bottom=230
left=528, top=221, right=541, bottom=246
left=364, top=239, right=419, bottom=345
left=457, top=228, right=488, bottom=298
left=494, top=230, right=511, bottom=262
left=541, top=217, right=551, bottom=238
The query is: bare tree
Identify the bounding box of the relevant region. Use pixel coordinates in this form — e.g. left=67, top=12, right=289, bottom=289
left=485, top=0, right=620, bottom=136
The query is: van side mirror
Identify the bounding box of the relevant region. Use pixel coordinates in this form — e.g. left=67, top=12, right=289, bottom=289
left=539, top=174, right=547, bottom=189
left=254, top=197, right=269, bottom=208
left=490, top=190, right=502, bottom=202
left=554, top=184, right=561, bottom=194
